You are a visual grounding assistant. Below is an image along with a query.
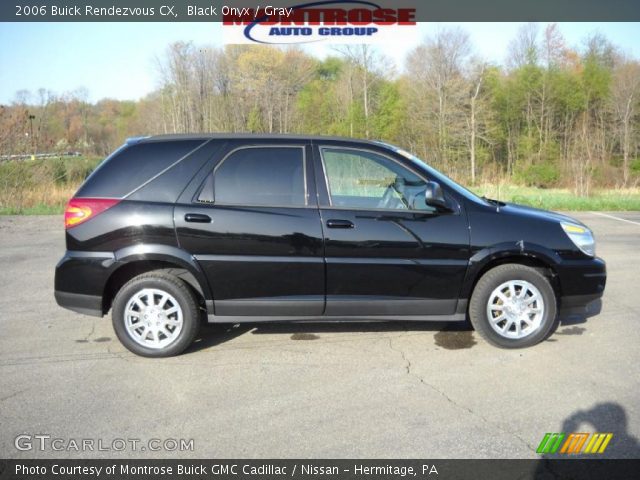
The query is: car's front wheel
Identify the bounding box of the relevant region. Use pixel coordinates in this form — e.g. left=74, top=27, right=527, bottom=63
left=112, top=272, right=200, bottom=357
left=469, top=264, right=557, bottom=348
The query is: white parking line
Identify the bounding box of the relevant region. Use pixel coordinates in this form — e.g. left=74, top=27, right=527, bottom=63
left=590, top=211, right=640, bottom=226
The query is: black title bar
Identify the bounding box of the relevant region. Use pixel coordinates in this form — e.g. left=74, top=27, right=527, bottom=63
left=2, top=0, right=640, bottom=22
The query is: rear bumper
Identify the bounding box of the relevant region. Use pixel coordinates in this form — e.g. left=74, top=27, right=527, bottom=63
left=557, top=256, right=606, bottom=312
left=54, top=290, right=103, bottom=317
left=54, top=250, right=114, bottom=317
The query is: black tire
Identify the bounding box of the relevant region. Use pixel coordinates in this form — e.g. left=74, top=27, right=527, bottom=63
left=112, top=272, right=200, bottom=357
left=468, top=264, right=557, bottom=348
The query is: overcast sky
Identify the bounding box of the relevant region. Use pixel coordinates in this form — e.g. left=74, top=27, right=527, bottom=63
left=1, top=22, right=639, bottom=104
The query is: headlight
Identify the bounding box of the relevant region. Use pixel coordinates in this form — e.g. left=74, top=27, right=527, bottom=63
left=561, top=222, right=595, bottom=257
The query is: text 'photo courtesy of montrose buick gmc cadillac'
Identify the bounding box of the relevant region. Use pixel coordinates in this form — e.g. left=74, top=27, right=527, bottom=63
left=54, top=134, right=606, bottom=357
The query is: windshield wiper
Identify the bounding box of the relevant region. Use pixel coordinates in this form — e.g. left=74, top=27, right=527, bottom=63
left=482, top=195, right=505, bottom=212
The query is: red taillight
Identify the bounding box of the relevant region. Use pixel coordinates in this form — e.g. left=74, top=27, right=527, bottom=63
left=64, top=198, right=120, bottom=229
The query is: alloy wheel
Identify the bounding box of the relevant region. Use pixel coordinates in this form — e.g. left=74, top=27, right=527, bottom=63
left=486, top=280, right=545, bottom=339
left=124, top=288, right=183, bottom=349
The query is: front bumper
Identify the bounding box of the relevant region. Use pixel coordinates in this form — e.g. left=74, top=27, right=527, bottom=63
left=556, top=256, right=606, bottom=311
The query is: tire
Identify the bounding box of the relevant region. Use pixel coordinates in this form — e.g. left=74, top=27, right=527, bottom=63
left=468, top=264, right=557, bottom=348
left=112, top=272, right=201, bottom=357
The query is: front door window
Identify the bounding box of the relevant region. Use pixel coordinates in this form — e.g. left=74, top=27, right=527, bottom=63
left=321, top=148, right=434, bottom=212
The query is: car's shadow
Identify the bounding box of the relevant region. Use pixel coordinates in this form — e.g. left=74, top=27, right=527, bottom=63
left=185, top=320, right=475, bottom=354
left=250, top=320, right=481, bottom=351
left=185, top=299, right=603, bottom=354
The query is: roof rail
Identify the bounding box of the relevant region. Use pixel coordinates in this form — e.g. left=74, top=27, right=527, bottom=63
left=125, top=135, right=150, bottom=145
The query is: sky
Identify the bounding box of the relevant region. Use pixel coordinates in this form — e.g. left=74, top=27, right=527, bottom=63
left=1, top=22, right=639, bottom=104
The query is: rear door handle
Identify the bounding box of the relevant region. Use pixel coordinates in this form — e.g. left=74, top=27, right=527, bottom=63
left=326, top=219, right=354, bottom=229
left=185, top=213, right=211, bottom=223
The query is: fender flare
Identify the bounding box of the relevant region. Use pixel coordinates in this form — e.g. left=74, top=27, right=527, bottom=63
left=110, top=244, right=213, bottom=305
left=460, top=241, right=561, bottom=299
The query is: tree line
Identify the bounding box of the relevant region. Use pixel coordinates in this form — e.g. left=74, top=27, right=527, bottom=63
left=2, top=23, right=639, bottom=193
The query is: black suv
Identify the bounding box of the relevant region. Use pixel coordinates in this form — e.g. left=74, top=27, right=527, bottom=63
left=55, top=134, right=606, bottom=357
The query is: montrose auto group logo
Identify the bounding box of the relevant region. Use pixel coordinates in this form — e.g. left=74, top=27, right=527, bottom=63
left=222, top=1, right=418, bottom=45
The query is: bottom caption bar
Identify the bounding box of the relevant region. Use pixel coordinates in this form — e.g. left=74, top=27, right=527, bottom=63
left=2, top=459, right=639, bottom=480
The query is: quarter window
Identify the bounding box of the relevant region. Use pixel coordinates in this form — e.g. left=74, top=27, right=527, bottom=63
left=213, top=147, right=306, bottom=206
left=321, top=148, right=433, bottom=211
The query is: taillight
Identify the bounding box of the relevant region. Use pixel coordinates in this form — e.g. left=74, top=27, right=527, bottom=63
left=64, top=198, right=120, bottom=229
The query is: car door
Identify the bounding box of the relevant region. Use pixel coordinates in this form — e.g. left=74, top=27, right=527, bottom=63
left=313, top=142, right=470, bottom=317
left=175, top=141, right=325, bottom=317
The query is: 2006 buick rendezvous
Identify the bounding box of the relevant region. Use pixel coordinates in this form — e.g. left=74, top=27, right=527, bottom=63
left=55, top=134, right=606, bottom=357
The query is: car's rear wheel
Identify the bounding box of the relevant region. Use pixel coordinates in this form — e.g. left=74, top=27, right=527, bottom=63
left=112, top=272, right=200, bottom=357
left=469, top=264, right=557, bottom=348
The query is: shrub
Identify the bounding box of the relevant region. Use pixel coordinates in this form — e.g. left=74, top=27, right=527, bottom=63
left=0, top=156, right=102, bottom=213
left=516, top=163, right=560, bottom=188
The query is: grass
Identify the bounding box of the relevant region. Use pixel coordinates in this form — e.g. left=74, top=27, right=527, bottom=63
left=471, top=184, right=640, bottom=211
left=0, top=204, right=66, bottom=215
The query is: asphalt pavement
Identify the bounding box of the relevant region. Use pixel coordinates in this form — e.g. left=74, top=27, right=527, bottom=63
left=0, top=212, right=638, bottom=458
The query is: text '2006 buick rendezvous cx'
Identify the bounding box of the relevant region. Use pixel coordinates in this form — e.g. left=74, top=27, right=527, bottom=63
left=54, top=134, right=606, bottom=357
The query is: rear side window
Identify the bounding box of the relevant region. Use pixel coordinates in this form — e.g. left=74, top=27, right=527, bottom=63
left=212, top=147, right=306, bottom=206
left=76, top=140, right=204, bottom=198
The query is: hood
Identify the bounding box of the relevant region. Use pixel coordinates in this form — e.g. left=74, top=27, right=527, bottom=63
left=498, top=202, right=587, bottom=228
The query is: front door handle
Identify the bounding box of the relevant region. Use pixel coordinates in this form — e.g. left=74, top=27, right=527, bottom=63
left=185, top=213, right=211, bottom=223
left=326, top=219, right=354, bottom=229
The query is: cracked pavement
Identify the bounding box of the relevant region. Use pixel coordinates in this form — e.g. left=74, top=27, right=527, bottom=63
left=0, top=213, right=639, bottom=458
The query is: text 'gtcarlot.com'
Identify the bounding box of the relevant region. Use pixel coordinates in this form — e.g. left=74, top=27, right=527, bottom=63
left=14, top=434, right=194, bottom=452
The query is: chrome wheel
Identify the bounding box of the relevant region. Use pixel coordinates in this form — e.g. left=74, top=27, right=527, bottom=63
left=486, top=280, right=544, bottom=340
left=124, top=289, right=183, bottom=349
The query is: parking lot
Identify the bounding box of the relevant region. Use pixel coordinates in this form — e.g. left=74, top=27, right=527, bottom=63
left=0, top=212, right=639, bottom=458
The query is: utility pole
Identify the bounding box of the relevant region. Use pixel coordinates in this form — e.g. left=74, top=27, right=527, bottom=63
left=28, top=113, right=35, bottom=155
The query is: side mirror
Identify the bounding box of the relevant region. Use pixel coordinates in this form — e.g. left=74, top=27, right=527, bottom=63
left=424, top=181, right=449, bottom=210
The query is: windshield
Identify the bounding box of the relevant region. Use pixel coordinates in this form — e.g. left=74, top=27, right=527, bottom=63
left=375, top=141, right=484, bottom=204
